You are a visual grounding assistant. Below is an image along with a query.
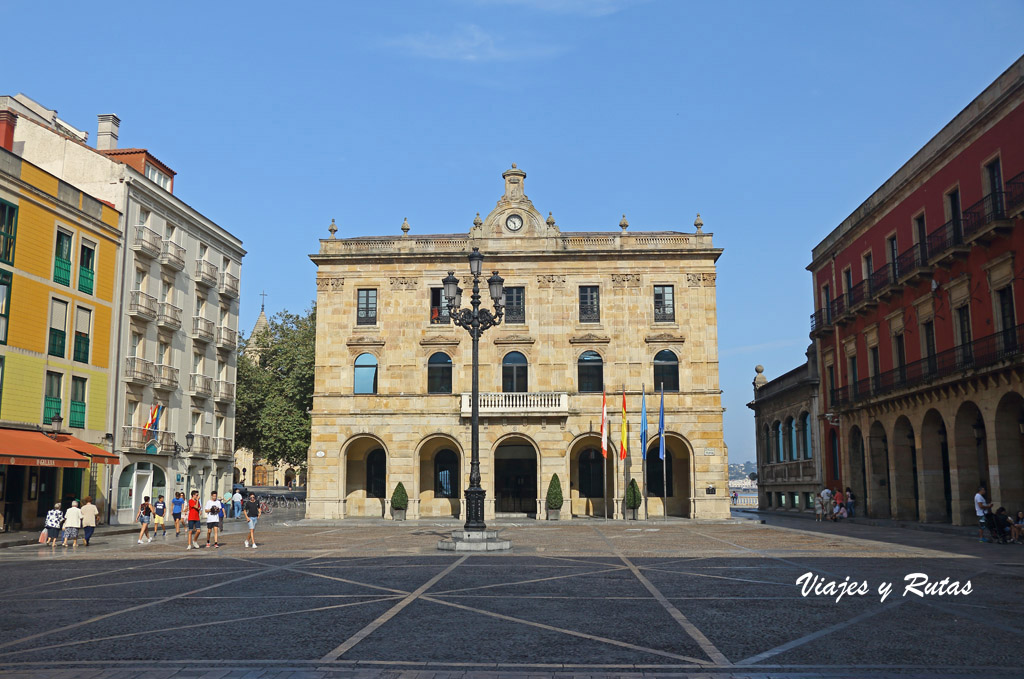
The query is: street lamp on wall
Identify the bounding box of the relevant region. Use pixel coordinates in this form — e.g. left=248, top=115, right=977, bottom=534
left=173, top=432, right=195, bottom=456
left=443, top=247, right=504, bottom=533
left=47, top=413, right=64, bottom=439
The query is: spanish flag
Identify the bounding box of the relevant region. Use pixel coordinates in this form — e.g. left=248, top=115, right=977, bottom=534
left=620, top=390, right=628, bottom=460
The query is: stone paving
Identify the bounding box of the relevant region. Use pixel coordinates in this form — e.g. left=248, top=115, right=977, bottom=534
left=0, top=513, right=1022, bottom=679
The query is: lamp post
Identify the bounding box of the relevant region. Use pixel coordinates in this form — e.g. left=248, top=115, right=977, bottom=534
left=444, top=247, right=504, bottom=532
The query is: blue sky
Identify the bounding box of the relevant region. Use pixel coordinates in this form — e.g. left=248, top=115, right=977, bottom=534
left=6, top=1, right=1023, bottom=462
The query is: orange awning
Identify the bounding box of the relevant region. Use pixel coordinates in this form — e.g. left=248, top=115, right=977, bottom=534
left=0, top=429, right=92, bottom=469
left=54, top=435, right=120, bottom=465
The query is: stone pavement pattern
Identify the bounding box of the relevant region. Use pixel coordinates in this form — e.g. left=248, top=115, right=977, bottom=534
left=0, top=514, right=1022, bottom=679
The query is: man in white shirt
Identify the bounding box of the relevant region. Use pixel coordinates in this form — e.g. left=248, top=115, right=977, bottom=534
left=976, top=485, right=993, bottom=543
left=231, top=490, right=243, bottom=519
left=203, top=491, right=223, bottom=548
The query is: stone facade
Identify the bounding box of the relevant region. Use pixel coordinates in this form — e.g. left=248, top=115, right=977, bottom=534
left=747, top=348, right=824, bottom=514
left=307, top=166, right=729, bottom=521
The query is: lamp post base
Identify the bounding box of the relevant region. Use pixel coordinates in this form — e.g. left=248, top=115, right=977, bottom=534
left=437, top=529, right=511, bottom=552
left=464, top=487, right=487, bottom=532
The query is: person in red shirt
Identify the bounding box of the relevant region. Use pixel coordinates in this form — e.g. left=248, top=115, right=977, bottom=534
left=186, top=490, right=202, bottom=550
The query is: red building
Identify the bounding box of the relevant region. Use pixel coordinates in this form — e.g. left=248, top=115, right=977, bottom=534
left=808, top=56, right=1024, bottom=526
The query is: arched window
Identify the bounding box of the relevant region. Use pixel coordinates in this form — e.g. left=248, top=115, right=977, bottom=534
left=253, top=465, right=269, bottom=486
left=763, top=425, right=772, bottom=464
left=653, top=350, right=679, bottom=392
left=354, top=353, right=378, bottom=394
left=502, top=352, right=528, bottom=393
left=646, top=447, right=673, bottom=497
left=773, top=421, right=782, bottom=463
left=427, top=352, right=453, bottom=394
left=577, top=351, right=603, bottom=393
left=578, top=448, right=604, bottom=497
left=785, top=417, right=796, bottom=461
left=366, top=449, right=386, bottom=498
left=801, top=412, right=812, bottom=459
left=434, top=449, right=458, bottom=498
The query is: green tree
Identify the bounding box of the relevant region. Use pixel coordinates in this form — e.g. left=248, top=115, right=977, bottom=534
left=391, top=482, right=409, bottom=511
left=235, top=305, right=316, bottom=468
left=546, top=474, right=563, bottom=510
left=625, top=479, right=642, bottom=510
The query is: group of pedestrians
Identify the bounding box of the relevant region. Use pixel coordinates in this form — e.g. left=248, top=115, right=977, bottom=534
left=167, top=490, right=261, bottom=550
left=814, top=486, right=855, bottom=522
left=974, top=484, right=1024, bottom=544
left=41, top=497, right=100, bottom=547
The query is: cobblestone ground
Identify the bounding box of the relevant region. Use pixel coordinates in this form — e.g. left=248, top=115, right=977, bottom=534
left=1, top=512, right=1022, bottom=679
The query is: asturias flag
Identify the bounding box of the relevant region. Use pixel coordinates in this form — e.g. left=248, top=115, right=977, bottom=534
left=620, top=390, right=628, bottom=460
left=658, top=383, right=666, bottom=461
left=600, top=390, right=608, bottom=458
left=640, top=387, right=648, bottom=461
left=144, top=404, right=164, bottom=437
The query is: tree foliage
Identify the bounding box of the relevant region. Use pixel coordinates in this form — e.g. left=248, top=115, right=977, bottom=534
left=235, top=305, right=315, bottom=468
left=391, top=482, right=409, bottom=510
left=546, top=474, right=563, bottom=510
left=625, top=479, right=642, bottom=510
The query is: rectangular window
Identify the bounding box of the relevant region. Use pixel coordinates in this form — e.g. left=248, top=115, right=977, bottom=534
left=870, top=346, right=880, bottom=391
left=0, top=198, right=17, bottom=265
left=654, top=285, right=675, bottom=322
left=894, top=332, right=907, bottom=384
left=947, top=189, right=962, bottom=242
left=848, top=355, right=859, bottom=398
left=0, top=356, right=4, bottom=412
left=158, top=340, right=170, bottom=365
left=843, top=268, right=853, bottom=301
left=70, top=376, right=86, bottom=428
left=191, top=411, right=202, bottom=435
left=826, top=364, right=835, bottom=406
left=44, top=371, right=62, bottom=424
left=822, top=284, right=831, bottom=322
left=73, top=307, right=91, bottom=363
left=130, top=331, right=142, bottom=358
left=997, top=286, right=1017, bottom=354
left=49, top=299, right=68, bottom=357
left=579, top=286, right=600, bottom=323
left=986, top=158, right=1004, bottom=216
left=54, top=230, right=72, bottom=286
left=145, top=163, right=171, bottom=190
left=429, top=288, right=450, bottom=324
left=956, top=305, right=973, bottom=366
left=0, top=269, right=10, bottom=344
left=78, top=242, right=95, bottom=295
left=193, top=352, right=203, bottom=373
left=357, top=289, right=377, bottom=325
left=863, top=253, right=873, bottom=280
left=195, top=293, right=205, bottom=316
left=504, top=286, right=525, bottom=324
left=923, top=321, right=937, bottom=375
left=887, top=236, right=898, bottom=278
left=138, top=207, right=150, bottom=227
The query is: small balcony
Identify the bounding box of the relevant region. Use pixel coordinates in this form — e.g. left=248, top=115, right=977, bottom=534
left=78, top=266, right=94, bottom=295
left=654, top=306, right=675, bottom=323
left=1006, top=170, right=1024, bottom=217
left=845, top=279, right=869, bottom=315
left=159, top=239, right=186, bottom=271
left=896, top=241, right=931, bottom=284
left=121, top=426, right=149, bottom=451
left=214, top=380, right=234, bottom=402
left=868, top=264, right=896, bottom=301
left=195, top=259, right=218, bottom=288
left=962, top=190, right=1014, bottom=245
left=926, top=216, right=969, bottom=267
left=132, top=226, right=162, bottom=259
left=157, top=302, right=182, bottom=330
left=214, top=437, right=233, bottom=457
left=128, top=290, right=158, bottom=321
left=216, top=326, right=237, bottom=351
left=193, top=316, right=215, bottom=343
left=218, top=271, right=239, bottom=299
left=579, top=303, right=600, bottom=323
left=192, top=434, right=212, bottom=455
left=125, top=356, right=154, bottom=384
left=158, top=431, right=177, bottom=454
left=504, top=304, right=525, bottom=324
left=828, top=294, right=847, bottom=325
left=461, top=392, right=569, bottom=417
left=809, top=308, right=833, bottom=337
left=152, top=363, right=179, bottom=391
left=190, top=373, right=213, bottom=397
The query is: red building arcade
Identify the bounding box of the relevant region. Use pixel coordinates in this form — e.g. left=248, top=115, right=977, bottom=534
left=808, top=56, right=1024, bottom=526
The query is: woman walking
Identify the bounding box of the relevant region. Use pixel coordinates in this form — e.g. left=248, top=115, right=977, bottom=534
left=80, top=496, right=99, bottom=546
left=137, top=495, right=154, bottom=544
left=62, top=500, right=83, bottom=547
left=44, top=503, right=64, bottom=546
left=813, top=493, right=823, bottom=522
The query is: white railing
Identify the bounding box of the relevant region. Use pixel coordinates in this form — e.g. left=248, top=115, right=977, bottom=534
left=460, top=392, right=568, bottom=416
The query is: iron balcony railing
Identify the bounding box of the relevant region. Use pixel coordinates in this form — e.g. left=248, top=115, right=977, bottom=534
left=219, top=272, right=240, bottom=298
left=654, top=306, right=675, bottom=323
left=504, top=304, right=525, bottom=323
left=125, top=356, right=154, bottom=383
left=895, top=241, right=929, bottom=280
left=1006, top=170, right=1024, bottom=215
left=216, top=326, right=237, bottom=350
left=810, top=307, right=832, bottom=333
left=193, top=316, right=215, bottom=342
left=160, top=240, right=186, bottom=270
left=429, top=306, right=451, bottom=324
left=214, top=437, right=233, bottom=456
left=195, top=259, right=218, bottom=287
left=925, top=214, right=965, bottom=261
left=831, top=322, right=1024, bottom=409
left=357, top=308, right=376, bottom=325
left=869, top=264, right=893, bottom=296
left=133, top=226, right=162, bottom=258
left=192, top=434, right=212, bottom=455
left=845, top=279, right=867, bottom=310
left=579, top=303, right=600, bottom=323
left=962, top=190, right=1007, bottom=240
left=129, top=290, right=158, bottom=319
left=829, top=293, right=846, bottom=321
left=214, top=380, right=235, bottom=402
left=157, top=302, right=182, bottom=329
left=190, top=373, right=213, bottom=397
left=153, top=363, right=179, bottom=390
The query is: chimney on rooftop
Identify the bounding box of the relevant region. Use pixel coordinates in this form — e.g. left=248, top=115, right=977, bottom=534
left=96, top=114, right=120, bottom=150
left=0, top=110, right=16, bottom=152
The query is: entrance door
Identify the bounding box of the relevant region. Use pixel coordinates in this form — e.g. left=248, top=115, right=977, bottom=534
left=494, top=445, right=536, bottom=515
left=3, top=466, right=25, bottom=530
left=37, top=468, right=58, bottom=517
left=61, top=468, right=83, bottom=509
left=134, top=471, right=151, bottom=508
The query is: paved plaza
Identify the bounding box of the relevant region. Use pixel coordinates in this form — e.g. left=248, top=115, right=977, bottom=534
left=0, top=513, right=1022, bottom=679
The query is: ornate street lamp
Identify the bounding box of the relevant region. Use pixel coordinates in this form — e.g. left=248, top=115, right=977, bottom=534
left=444, top=247, right=504, bottom=532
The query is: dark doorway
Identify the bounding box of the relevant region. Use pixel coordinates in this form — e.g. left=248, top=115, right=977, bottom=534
left=37, top=468, right=58, bottom=517
left=2, top=466, right=25, bottom=530
left=495, top=446, right=536, bottom=515
left=61, top=468, right=83, bottom=510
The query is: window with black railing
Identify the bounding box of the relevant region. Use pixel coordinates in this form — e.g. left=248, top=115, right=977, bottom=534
left=357, top=288, right=377, bottom=325
left=579, top=286, right=600, bottom=323
left=654, top=285, right=674, bottom=322
left=0, top=199, right=16, bottom=266
left=1006, top=169, right=1024, bottom=214
left=504, top=286, right=525, bottom=323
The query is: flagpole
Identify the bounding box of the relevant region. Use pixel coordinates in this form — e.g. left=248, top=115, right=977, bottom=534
left=641, top=384, right=647, bottom=521
left=661, top=382, right=667, bottom=522
left=601, top=390, right=608, bottom=520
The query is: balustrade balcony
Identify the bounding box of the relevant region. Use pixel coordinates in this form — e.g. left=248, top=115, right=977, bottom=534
left=190, top=373, right=213, bottom=397
left=157, top=302, right=182, bottom=330
left=132, top=226, right=161, bottom=259
left=128, top=290, right=158, bottom=320
left=195, top=259, right=218, bottom=288
left=216, top=326, right=237, bottom=351
left=809, top=308, right=833, bottom=336
left=193, top=316, right=215, bottom=343
left=460, top=392, right=568, bottom=417
left=218, top=271, right=239, bottom=298
left=160, top=240, right=186, bottom=271
left=152, top=363, right=179, bottom=391
left=192, top=434, right=212, bottom=455
left=125, top=356, right=154, bottom=384
left=214, top=437, right=234, bottom=457
left=214, top=380, right=234, bottom=402
left=760, top=459, right=818, bottom=483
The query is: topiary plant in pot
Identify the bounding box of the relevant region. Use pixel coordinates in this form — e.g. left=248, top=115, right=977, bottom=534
left=391, top=481, right=408, bottom=520
left=625, top=478, right=642, bottom=520
left=546, top=474, right=563, bottom=520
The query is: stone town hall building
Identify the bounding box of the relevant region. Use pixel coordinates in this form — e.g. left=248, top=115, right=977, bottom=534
left=306, top=166, right=729, bottom=521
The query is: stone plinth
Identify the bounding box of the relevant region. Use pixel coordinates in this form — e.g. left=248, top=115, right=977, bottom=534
left=437, top=529, right=511, bottom=552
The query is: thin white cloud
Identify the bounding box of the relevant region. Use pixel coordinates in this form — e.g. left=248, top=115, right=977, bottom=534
left=385, top=23, right=563, bottom=62
left=466, top=0, right=642, bottom=17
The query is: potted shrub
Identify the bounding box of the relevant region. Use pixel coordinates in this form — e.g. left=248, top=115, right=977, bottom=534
left=391, top=482, right=408, bottom=520
left=546, top=474, right=563, bottom=520
left=625, top=479, right=642, bottom=520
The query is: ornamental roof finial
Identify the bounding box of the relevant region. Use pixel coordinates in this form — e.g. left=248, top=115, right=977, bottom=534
left=546, top=211, right=556, bottom=228
left=619, top=214, right=629, bottom=232
left=473, top=212, right=483, bottom=228
left=328, top=218, right=337, bottom=239
left=401, top=217, right=410, bottom=235
left=694, top=213, right=704, bottom=233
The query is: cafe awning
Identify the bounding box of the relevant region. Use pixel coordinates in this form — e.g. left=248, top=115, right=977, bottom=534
left=54, top=435, right=120, bottom=465
left=0, top=429, right=92, bottom=469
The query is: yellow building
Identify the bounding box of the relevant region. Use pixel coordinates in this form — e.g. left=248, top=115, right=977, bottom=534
left=0, top=112, right=120, bottom=531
